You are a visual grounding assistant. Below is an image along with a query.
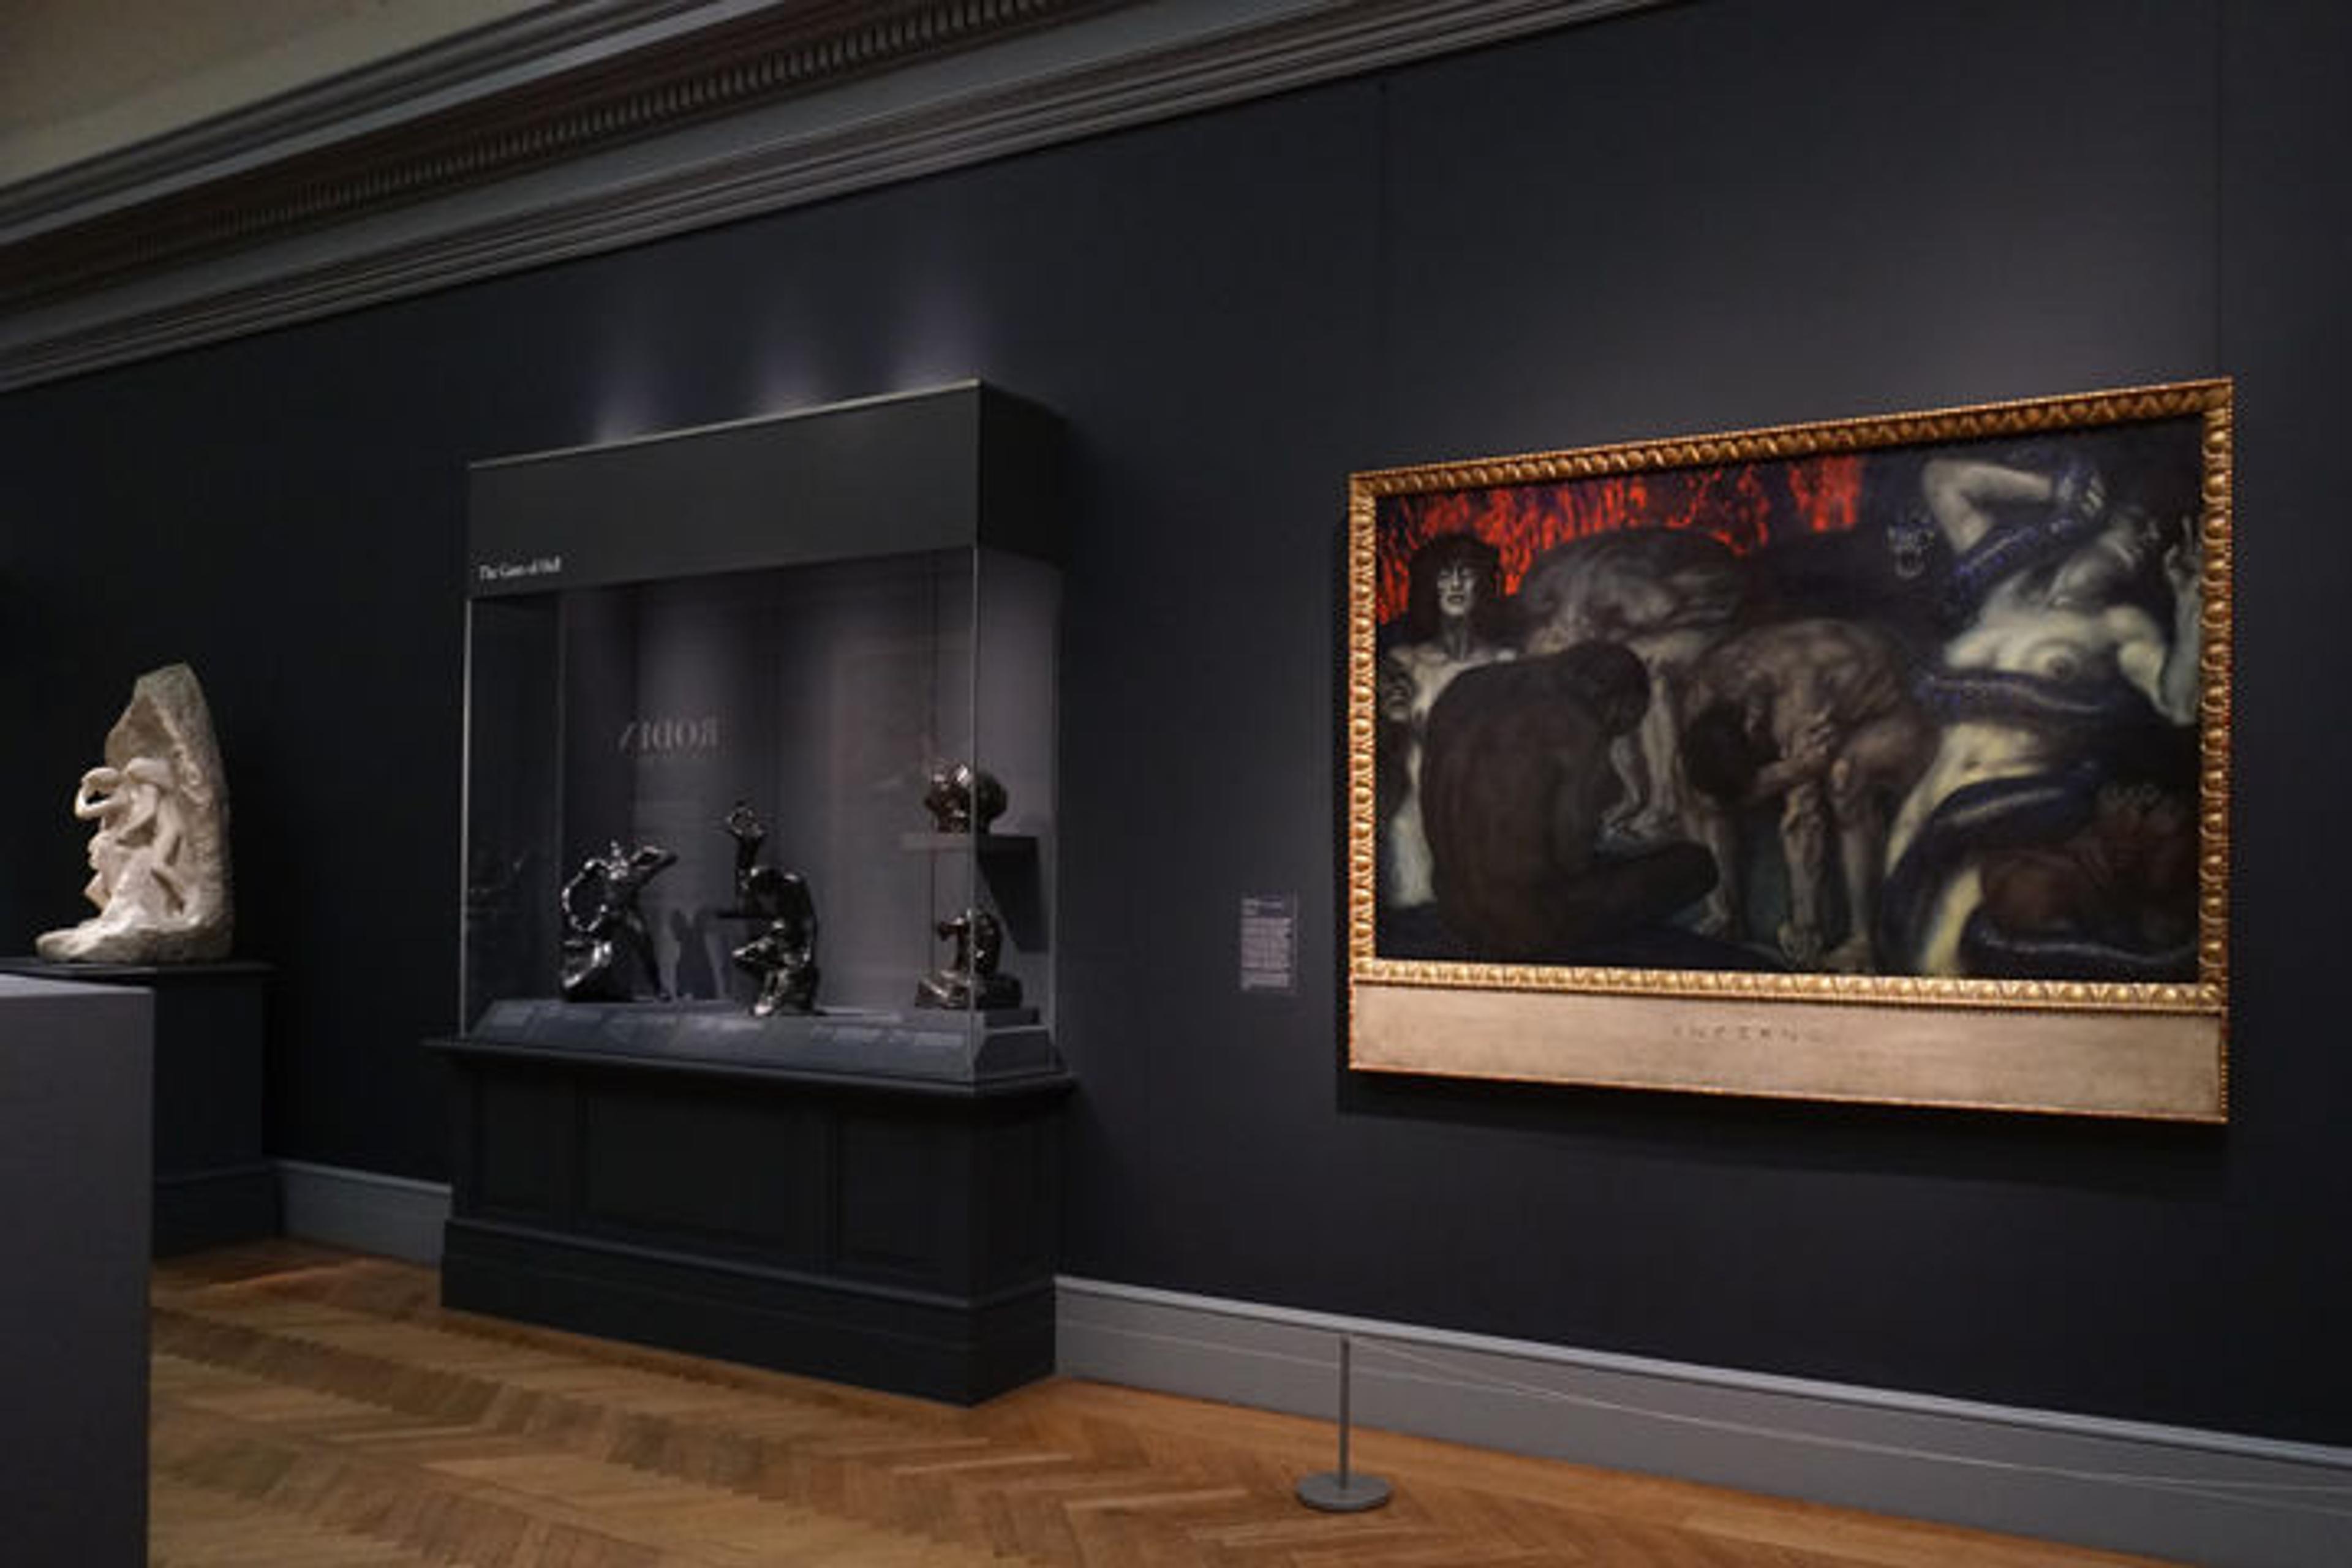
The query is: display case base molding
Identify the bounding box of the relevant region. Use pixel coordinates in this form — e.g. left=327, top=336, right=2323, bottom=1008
left=430, top=1032, right=1070, bottom=1405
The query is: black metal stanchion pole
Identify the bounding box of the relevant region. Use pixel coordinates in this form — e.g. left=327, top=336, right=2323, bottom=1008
left=1296, top=1334, right=1392, bottom=1512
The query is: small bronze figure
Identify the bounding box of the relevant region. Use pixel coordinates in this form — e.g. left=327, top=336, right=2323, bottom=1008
left=723, top=801, right=767, bottom=903
left=722, top=801, right=820, bottom=1016
left=731, top=873, right=820, bottom=1016
left=915, top=907, right=1022, bottom=1011
left=559, top=839, right=677, bottom=1001
left=922, top=761, right=1008, bottom=834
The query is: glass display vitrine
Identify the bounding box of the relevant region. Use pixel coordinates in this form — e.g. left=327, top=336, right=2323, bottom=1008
left=457, top=383, right=1062, bottom=1083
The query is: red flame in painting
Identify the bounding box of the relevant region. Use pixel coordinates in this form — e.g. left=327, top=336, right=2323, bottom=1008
left=1375, top=454, right=1864, bottom=623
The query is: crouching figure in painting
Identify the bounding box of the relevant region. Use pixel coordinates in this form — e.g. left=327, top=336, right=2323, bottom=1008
left=1417, top=643, right=1716, bottom=963
left=1679, top=619, right=1933, bottom=972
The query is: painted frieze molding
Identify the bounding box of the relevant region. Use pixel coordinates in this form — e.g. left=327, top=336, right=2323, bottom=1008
left=0, top=0, right=1659, bottom=393
left=37, top=662, right=233, bottom=963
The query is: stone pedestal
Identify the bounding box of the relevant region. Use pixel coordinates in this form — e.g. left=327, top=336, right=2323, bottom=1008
left=0, top=974, right=152, bottom=1567
left=0, top=959, right=274, bottom=1254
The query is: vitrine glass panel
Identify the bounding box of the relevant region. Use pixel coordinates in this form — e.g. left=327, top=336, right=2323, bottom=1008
left=458, top=385, right=1059, bottom=1082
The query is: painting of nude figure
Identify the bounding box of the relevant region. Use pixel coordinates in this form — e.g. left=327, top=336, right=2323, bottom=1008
left=1347, top=382, right=2232, bottom=1119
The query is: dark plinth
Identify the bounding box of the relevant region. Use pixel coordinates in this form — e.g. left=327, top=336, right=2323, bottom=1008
left=466, top=996, right=1058, bottom=1085
left=0, top=975, right=151, bottom=1567
left=0, top=958, right=275, bottom=1256
left=431, top=1007, right=1070, bottom=1405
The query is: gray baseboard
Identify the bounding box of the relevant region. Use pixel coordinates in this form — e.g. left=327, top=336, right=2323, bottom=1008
left=276, top=1159, right=451, bottom=1264
left=1058, top=1276, right=2352, bottom=1568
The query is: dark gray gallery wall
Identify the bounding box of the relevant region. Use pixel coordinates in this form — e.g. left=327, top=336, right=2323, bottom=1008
left=2, top=0, right=2346, bottom=1446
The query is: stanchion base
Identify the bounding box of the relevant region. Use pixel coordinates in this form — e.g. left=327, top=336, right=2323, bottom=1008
left=1296, top=1472, right=1393, bottom=1512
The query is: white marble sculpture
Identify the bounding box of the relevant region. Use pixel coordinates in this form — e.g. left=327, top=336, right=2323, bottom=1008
left=37, top=663, right=233, bottom=963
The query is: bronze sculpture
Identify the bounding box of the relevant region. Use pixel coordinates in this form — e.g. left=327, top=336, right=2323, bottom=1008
left=559, top=839, right=676, bottom=1001
left=723, top=802, right=820, bottom=1016
left=922, top=761, right=1008, bottom=834
left=916, top=907, right=1021, bottom=1010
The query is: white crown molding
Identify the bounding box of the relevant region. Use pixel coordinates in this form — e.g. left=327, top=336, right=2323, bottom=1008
left=0, top=0, right=1662, bottom=393
left=0, top=0, right=1098, bottom=280
left=0, top=1, right=710, bottom=241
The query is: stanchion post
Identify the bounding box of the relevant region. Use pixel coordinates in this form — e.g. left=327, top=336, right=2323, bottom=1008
left=1296, top=1333, right=1393, bottom=1512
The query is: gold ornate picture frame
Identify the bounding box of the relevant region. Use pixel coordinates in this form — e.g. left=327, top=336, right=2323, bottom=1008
left=1346, top=381, right=2231, bottom=1119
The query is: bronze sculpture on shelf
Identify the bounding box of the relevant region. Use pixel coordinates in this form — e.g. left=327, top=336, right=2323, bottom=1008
left=723, top=800, right=771, bottom=905
left=559, top=839, right=676, bottom=1001
left=916, top=907, right=1022, bottom=1011
left=922, top=761, right=1008, bottom=834
left=722, top=802, right=820, bottom=1016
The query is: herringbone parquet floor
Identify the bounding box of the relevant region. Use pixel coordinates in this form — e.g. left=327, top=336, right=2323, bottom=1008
left=148, top=1243, right=2171, bottom=1567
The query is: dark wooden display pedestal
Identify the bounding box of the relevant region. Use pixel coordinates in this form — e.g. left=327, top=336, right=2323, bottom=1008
left=0, top=957, right=275, bottom=1256
left=429, top=1022, right=1070, bottom=1405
